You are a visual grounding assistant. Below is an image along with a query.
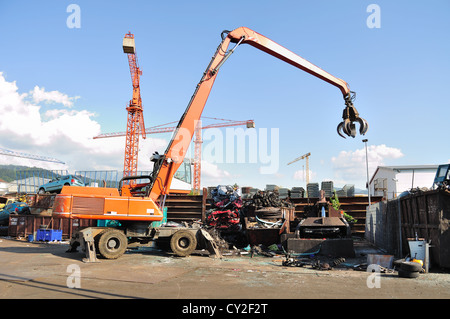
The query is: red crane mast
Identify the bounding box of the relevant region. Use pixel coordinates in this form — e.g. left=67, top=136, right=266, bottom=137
left=122, top=32, right=146, bottom=181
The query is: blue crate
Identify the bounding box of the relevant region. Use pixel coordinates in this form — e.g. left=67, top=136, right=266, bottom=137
left=36, top=229, right=46, bottom=241
left=45, top=229, right=62, bottom=241
left=36, top=229, right=62, bottom=241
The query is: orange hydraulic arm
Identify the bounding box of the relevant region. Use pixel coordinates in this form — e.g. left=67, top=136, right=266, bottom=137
left=148, top=26, right=368, bottom=202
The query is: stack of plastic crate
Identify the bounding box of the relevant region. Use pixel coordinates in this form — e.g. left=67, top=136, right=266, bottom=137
left=265, top=184, right=278, bottom=192
left=278, top=188, right=289, bottom=199
left=289, top=187, right=305, bottom=198
left=321, top=181, right=334, bottom=197
left=307, top=183, right=319, bottom=198
left=343, top=184, right=355, bottom=197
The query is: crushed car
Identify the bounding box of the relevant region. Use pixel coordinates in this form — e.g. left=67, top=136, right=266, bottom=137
left=38, top=174, right=85, bottom=194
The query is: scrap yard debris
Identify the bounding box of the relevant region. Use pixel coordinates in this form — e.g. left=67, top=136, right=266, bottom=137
left=206, top=185, right=243, bottom=231
left=249, top=190, right=294, bottom=209
left=282, top=255, right=347, bottom=270
left=202, top=185, right=292, bottom=251
left=205, top=185, right=293, bottom=231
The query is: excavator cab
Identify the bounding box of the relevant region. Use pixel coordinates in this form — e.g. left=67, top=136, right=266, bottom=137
left=432, top=164, right=450, bottom=190
left=119, top=175, right=152, bottom=197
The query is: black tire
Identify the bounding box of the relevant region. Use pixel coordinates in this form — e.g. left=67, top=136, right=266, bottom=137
left=393, top=258, right=405, bottom=266
left=97, top=229, right=128, bottom=259
left=400, top=261, right=422, bottom=272
left=170, top=230, right=197, bottom=257
left=398, top=269, right=420, bottom=278
left=38, top=188, right=45, bottom=195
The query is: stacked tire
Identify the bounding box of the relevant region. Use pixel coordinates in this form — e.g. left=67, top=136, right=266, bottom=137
left=398, top=261, right=422, bottom=278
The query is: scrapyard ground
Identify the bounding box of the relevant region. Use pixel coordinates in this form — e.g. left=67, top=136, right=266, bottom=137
left=0, top=237, right=449, bottom=302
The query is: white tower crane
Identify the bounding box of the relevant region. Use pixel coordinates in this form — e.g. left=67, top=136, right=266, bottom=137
left=288, top=152, right=311, bottom=184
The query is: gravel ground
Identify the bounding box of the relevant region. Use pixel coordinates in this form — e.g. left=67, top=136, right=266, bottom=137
left=0, top=237, right=449, bottom=305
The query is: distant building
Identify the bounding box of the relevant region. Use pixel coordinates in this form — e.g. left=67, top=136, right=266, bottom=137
left=8, top=177, right=52, bottom=194
left=0, top=178, right=9, bottom=195
left=369, top=165, right=438, bottom=200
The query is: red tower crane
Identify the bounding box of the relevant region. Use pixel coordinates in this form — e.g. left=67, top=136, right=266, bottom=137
left=94, top=117, right=255, bottom=193
left=122, top=32, right=146, bottom=181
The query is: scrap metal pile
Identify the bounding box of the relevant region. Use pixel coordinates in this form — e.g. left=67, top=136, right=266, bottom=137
left=206, top=185, right=243, bottom=231
left=249, top=190, right=294, bottom=210
left=202, top=186, right=293, bottom=250
left=0, top=195, right=30, bottom=227
left=282, top=255, right=347, bottom=271
left=205, top=186, right=293, bottom=230
left=244, top=190, right=293, bottom=231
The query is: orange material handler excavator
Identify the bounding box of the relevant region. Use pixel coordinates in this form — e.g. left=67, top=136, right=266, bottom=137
left=54, top=27, right=368, bottom=262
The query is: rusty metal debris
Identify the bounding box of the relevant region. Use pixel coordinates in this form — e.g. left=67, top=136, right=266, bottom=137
left=331, top=257, right=346, bottom=267
left=282, top=253, right=349, bottom=271
left=247, top=190, right=294, bottom=210
left=206, top=185, right=242, bottom=231
left=250, top=244, right=282, bottom=258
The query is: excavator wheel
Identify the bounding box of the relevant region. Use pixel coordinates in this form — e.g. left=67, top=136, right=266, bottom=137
left=97, top=229, right=128, bottom=259
left=170, top=230, right=197, bottom=257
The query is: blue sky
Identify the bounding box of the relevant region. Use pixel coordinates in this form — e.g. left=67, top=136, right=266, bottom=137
left=0, top=1, right=449, bottom=190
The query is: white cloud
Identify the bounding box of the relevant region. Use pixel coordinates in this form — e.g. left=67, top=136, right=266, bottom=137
left=0, top=72, right=167, bottom=172
left=201, top=160, right=231, bottom=180
left=293, top=170, right=303, bottom=180
left=331, top=144, right=404, bottom=184
left=31, top=85, right=79, bottom=107
left=137, top=137, right=171, bottom=171
left=293, top=169, right=316, bottom=182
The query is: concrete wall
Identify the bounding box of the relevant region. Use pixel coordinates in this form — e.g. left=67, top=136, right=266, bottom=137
left=365, top=200, right=402, bottom=257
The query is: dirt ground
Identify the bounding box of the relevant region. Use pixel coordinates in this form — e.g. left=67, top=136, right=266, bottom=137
left=0, top=236, right=449, bottom=304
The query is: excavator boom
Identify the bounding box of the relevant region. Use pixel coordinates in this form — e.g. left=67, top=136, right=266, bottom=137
left=227, top=28, right=351, bottom=96
left=149, top=27, right=368, bottom=201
